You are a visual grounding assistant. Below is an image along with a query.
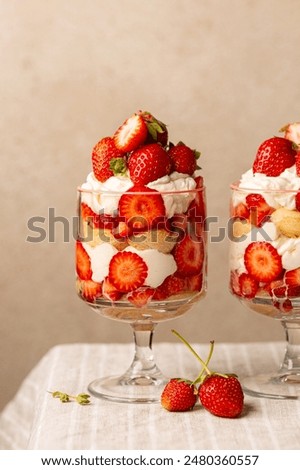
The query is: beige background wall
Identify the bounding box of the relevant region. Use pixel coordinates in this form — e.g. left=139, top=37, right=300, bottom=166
left=1, top=0, right=300, bottom=411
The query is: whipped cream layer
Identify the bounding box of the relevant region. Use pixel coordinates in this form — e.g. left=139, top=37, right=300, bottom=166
left=234, top=165, right=300, bottom=209
left=80, top=171, right=197, bottom=217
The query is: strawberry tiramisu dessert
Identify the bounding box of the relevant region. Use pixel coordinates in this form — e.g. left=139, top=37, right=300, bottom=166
left=76, top=111, right=206, bottom=321
left=230, top=122, right=300, bottom=316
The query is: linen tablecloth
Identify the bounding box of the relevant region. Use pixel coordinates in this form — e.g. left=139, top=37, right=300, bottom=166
left=1, top=341, right=300, bottom=450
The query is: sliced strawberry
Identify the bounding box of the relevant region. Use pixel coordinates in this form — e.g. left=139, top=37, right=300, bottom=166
left=102, top=276, right=123, bottom=302
left=295, top=192, right=300, bottom=211
left=80, top=280, right=102, bottom=302
left=244, top=242, right=283, bottom=283
left=284, top=268, right=300, bottom=287
left=81, top=203, right=101, bottom=228
left=231, top=202, right=250, bottom=220
left=173, top=235, right=204, bottom=277
left=186, top=273, right=203, bottom=292
left=108, top=251, right=148, bottom=292
left=153, top=274, right=186, bottom=300
left=238, top=273, right=259, bottom=299
left=273, top=298, right=293, bottom=313
left=119, top=185, right=166, bottom=231
left=268, top=280, right=300, bottom=298
left=168, top=142, right=200, bottom=175
left=128, top=143, right=171, bottom=185
left=252, top=137, right=296, bottom=177
left=229, top=270, right=242, bottom=296
left=127, top=287, right=155, bottom=307
left=114, top=114, right=148, bottom=152
left=92, top=137, right=126, bottom=182
left=245, top=193, right=274, bottom=226
left=76, top=241, right=92, bottom=280
left=296, top=155, right=300, bottom=177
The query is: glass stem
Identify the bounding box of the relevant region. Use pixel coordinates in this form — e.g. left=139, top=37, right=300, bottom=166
left=279, top=320, right=300, bottom=374
left=120, top=322, right=166, bottom=386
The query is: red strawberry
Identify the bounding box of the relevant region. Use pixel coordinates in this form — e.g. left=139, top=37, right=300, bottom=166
left=273, top=298, right=293, bottom=313
left=118, top=185, right=166, bottom=230
left=186, top=273, right=203, bottom=292
left=153, top=274, right=186, bottom=300
left=92, top=137, right=126, bottom=182
left=244, top=242, right=283, bottom=283
left=108, top=251, right=148, bottom=292
left=161, top=379, right=197, bottom=412
left=80, top=279, right=102, bottom=302
left=81, top=203, right=101, bottom=228
left=102, top=276, right=123, bottom=302
left=114, top=113, right=148, bottom=152
left=285, top=268, right=300, bottom=286
left=171, top=330, right=244, bottom=418
left=245, top=193, right=274, bottom=227
left=168, top=142, right=200, bottom=175
left=138, top=111, right=169, bottom=147
left=268, top=280, right=300, bottom=298
left=231, top=202, right=250, bottom=220
left=252, top=137, right=296, bottom=177
left=229, top=270, right=242, bottom=296
left=238, top=273, right=259, bottom=299
left=173, top=235, right=204, bottom=277
left=76, top=241, right=92, bottom=280
left=295, top=192, right=300, bottom=211
left=127, top=287, right=155, bottom=307
left=199, top=375, right=244, bottom=418
left=128, top=143, right=171, bottom=185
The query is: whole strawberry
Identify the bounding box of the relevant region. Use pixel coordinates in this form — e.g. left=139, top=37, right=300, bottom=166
left=171, top=330, right=244, bottom=419
left=128, top=143, right=171, bottom=185
left=168, top=142, right=200, bottom=175
left=92, top=137, right=126, bottom=182
left=161, top=378, right=197, bottom=412
left=252, top=136, right=296, bottom=176
left=199, top=374, right=244, bottom=418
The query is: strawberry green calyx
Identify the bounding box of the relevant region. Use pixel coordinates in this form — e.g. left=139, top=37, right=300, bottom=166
left=138, top=110, right=168, bottom=146
left=110, top=157, right=127, bottom=177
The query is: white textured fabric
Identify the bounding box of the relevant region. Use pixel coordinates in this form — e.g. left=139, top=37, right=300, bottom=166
left=0, top=342, right=300, bottom=450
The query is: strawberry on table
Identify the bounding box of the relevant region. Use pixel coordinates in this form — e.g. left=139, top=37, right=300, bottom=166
left=199, top=375, right=244, bottom=418
left=168, top=142, right=200, bottom=175
left=161, top=379, right=197, bottom=412
left=252, top=136, right=296, bottom=176
left=244, top=241, right=283, bottom=283
left=114, top=113, right=148, bottom=153
left=118, top=185, right=166, bottom=231
left=92, top=137, right=126, bottom=182
left=108, top=251, right=148, bottom=293
left=76, top=241, right=92, bottom=280
left=128, top=143, right=171, bottom=185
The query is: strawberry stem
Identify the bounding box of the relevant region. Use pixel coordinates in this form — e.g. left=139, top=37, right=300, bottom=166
left=171, top=329, right=213, bottom=378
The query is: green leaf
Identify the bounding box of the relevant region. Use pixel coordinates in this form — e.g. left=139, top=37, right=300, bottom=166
left=110, top=157, right=127, bottom=176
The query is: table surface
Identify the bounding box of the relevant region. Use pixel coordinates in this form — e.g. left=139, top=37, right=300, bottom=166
left=1, top=341, right=300, bottom=450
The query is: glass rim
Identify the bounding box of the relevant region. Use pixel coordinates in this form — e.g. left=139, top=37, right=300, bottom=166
left=230, top=181, right=300, bottom=194
left=77, top=185, right=205, bottom=196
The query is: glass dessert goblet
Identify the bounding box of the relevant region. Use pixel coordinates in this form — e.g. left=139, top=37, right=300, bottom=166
left=229, top=183, right=300, bottom=399
left=76, top=184, right=207, bottom=403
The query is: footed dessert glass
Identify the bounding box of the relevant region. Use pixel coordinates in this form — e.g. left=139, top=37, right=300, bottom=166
left=229, top=183, right=300, bottom=399
left=76, top=184, right=207, bottom=403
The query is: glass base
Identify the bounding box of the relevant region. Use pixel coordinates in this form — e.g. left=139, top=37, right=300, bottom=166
left=88, top=374, right=167, bottom=403
left=242, top=371, right=300, bottom=400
